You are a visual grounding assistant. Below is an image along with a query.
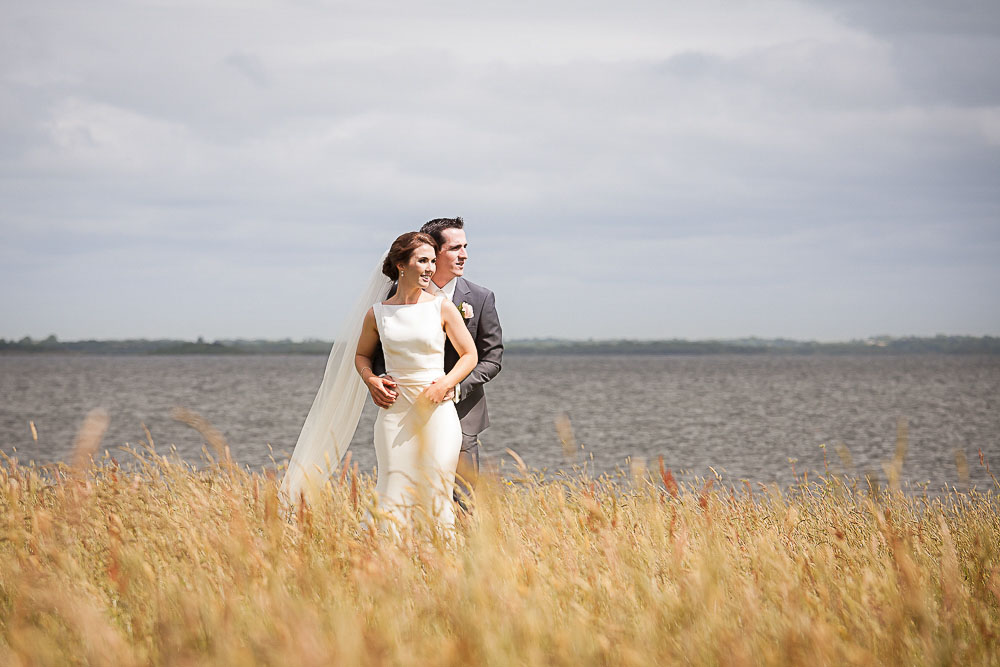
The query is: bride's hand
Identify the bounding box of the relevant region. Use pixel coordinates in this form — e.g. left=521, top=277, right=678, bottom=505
left=422, top=377, right=451, bottom=404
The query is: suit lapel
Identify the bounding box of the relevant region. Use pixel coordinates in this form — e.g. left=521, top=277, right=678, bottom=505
left=452, top=277, right=474, bottom=335
left=452, top=277, right=470, bottom=309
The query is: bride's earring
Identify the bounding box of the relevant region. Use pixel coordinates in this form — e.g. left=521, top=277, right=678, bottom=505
left=400, top=270, right=405, bottom=279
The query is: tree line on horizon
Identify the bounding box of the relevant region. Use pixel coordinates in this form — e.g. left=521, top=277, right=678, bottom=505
left=2, top=334, right=998, bottom=356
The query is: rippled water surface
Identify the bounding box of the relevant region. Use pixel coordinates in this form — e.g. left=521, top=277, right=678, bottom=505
left=2, top=354, right=998, bottom=491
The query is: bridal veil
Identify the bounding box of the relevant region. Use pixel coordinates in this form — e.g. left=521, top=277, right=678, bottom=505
left=280, top=252, right=391, bottom=505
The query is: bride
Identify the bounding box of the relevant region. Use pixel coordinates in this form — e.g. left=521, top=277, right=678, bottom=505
left=281, top=231, right=477, bottom=530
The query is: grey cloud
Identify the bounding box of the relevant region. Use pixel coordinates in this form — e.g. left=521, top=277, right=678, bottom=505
left=807, top=0, right=1000, bottom=104
left=813, top=0, right=1000, bottom=36
left=224, top=52, right=270, bottom=89
left=888, top=35, right=1000, bottom=105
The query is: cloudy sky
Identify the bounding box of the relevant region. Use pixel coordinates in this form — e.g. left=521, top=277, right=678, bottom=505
left=2, top=0, right=998, bottom=341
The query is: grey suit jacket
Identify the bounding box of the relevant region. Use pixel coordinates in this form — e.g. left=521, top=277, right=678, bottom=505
left=372, top=277, right=503, bottom=435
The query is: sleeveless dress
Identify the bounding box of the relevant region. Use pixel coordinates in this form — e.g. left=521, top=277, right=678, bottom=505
left=372, top=295, right=462, bottom=529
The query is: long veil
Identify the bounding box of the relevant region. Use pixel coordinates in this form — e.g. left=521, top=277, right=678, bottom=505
left=280, top=252, right=392, bottom=505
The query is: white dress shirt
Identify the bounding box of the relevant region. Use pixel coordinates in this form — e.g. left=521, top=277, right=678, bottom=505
left=431, top=276, right=457, bottom=302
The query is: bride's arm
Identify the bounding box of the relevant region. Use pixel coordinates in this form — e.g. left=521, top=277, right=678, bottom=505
left=424, top=301, right=478, bottom=404
left=355, top=308, right=398, bottom=405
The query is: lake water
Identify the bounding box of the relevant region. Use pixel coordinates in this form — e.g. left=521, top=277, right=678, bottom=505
left=1, top=354, right=998, bottom=492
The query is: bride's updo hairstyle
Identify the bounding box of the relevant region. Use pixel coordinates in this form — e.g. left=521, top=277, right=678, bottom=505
left=382, top=231, right=439, bottom=281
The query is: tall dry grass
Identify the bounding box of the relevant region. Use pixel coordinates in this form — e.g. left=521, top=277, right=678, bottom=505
left=1, top=435, right=998, bottom=666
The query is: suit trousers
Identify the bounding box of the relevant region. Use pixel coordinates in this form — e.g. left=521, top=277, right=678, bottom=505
left=461, top=431, right=479, bottom=452
left=454, top=432, right=480, bottom=509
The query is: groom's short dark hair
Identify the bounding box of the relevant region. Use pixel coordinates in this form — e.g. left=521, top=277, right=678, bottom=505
left=420, top=217, right=464, bottom=247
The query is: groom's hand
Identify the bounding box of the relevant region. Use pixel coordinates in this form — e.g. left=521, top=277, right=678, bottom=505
left=367, top=374, right=398, bottom=408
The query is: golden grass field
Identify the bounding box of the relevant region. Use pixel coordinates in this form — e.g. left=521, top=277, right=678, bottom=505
left=1, top=416, right=999, bottom=666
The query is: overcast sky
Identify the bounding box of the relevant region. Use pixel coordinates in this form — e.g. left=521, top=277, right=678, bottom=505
left=2, top=0, right=998, bottom=341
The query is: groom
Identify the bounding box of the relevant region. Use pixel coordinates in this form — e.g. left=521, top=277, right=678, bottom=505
left=370, top=217, right=504, bottom=501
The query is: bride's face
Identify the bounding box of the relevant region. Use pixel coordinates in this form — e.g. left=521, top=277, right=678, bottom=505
left=399, top=244, right=436, bottom=289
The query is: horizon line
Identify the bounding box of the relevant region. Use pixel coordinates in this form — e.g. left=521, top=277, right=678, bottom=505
left=4, top=333, right=998, bottom=345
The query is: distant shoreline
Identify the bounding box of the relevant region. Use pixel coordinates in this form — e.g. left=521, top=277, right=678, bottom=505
left=2, top=335, right=998, bottom=356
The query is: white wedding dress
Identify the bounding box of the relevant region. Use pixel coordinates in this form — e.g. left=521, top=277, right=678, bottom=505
left=370, top=294, right=462, bottom=529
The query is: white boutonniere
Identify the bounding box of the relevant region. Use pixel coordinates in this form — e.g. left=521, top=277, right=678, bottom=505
left=459, top=302, right=474, bottom=320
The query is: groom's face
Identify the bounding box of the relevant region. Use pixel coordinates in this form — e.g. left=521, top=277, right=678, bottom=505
left=435, top=228, right=468, bottom=281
